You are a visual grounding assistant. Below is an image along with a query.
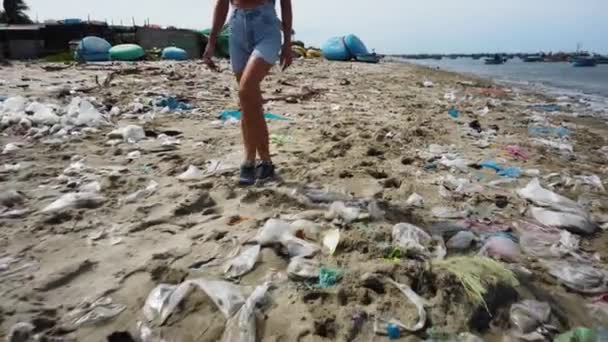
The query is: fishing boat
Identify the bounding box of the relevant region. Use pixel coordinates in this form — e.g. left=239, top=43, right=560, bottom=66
left=484, top=55, right=505, bottom=65
left=594, top=55, right=608, bottom=64
left=523, top=55, right=543, bottom=62
left=572, top=56, right=597, bottom=67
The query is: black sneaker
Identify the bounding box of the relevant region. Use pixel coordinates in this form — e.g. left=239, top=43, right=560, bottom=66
left=256, top=161, right=275, bottom=181
left=239, top=163, right=256, bottom=185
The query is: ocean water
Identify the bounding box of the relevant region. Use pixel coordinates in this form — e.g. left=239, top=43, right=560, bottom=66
left=402, top=57, right=608, bottom=101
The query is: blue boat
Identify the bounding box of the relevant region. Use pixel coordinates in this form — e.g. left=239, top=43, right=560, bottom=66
left=321, top=34, right=374, bottom=62
left=74, top=36, right=111, bottom=62
left=162, top=47, right=188, bottom=61
left=344, top=34, right=369, bottom=57
left=572, top=57, right=597, bottom=67
left=321, top=36, right=350, bottom=61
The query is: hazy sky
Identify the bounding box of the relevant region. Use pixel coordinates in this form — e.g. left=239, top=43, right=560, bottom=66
left=26, top=0, right=607, bottom=54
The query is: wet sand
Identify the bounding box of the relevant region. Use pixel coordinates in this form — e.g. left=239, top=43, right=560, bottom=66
left=1, top=59, right=607, bottom=341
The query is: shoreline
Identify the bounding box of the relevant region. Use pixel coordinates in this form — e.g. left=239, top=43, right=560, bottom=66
left=391, top=57, right=608, bottom=115
left=1, top=59, right=607, bottom=341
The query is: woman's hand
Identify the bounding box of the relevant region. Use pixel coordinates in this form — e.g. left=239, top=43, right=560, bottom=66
left=203, top=42, right=219, bottom=72
left=280, top=42, right=293, bottom=71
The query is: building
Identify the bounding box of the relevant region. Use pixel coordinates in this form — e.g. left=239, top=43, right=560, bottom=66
left=0, top=24, right=44, bottom=59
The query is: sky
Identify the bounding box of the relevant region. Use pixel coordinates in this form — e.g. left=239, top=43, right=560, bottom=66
left=26, top=0, right=608, bottom=54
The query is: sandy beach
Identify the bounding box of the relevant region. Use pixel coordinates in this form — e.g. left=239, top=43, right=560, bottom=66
left=1, top=58, right=607, bottom=341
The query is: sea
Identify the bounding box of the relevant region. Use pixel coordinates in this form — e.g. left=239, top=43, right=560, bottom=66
left=398, top=57, right=608, bottom=113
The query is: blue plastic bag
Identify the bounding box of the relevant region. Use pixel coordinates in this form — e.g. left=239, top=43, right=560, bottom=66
left=219, top=110, right=290, bottom=121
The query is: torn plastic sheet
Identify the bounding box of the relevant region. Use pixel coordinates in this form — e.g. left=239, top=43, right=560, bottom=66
left=42, top=192, right=106, bottom=213
left=530, top=207, right=596, bottom=235
left=124, top=180, right=159, bottom=204
left=68, top=297, right=126, bottom=327
left=281, top=235, right=320, bottom=258
left=374, top=278, right=427, bottom=334
left=328, top=201, right=360, bottom=223
left=224, top=245, right=261, bottom=278
left=287, top=257, right=320, bottom=280
left=517, top=178, right=585, bottom=214
left=519, top=230, right=579, bottom=258
left=143, top=278, right=246, bottom=324
left=510, top=300, right=553, bottom=339
left=221, top=282, right=271, bottom=342
left=541, top=259, right=608, bottom=294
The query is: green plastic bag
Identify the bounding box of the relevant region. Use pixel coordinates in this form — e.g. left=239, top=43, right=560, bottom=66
left=554, top=327, right=597, bottom=342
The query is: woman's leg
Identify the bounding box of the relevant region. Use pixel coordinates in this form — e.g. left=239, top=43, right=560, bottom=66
left=234, top=72, right=256, bottom=163
left=238, top=56, right=273, bottom=162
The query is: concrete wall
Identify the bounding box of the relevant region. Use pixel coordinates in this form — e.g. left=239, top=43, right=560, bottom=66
left=7, top=40, right=43, bottom=59
left=136, top=27, right=205, bottom=59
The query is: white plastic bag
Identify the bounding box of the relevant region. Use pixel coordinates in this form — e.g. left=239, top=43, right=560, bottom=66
left=124, top=180, right=159, bottom=204
left=287, top=257, right=320, bottom=280
left=281, top=235, right=320, bottom=258
left=42, top=192, right=106, bottom=213
left=446, top=231, right=476, bottom=250
left=108, top=125, right=146, bottom=143
left=328, top=201, right=360, bottom=223
left=221, top=282, right=271, bottom=342
left=143, top=279, right=246, bottom=324
left=224, top=245, right=261, bottom=278
left=406, top=193, right=424, bottom=208
left=177, top=165, right=205, bottom=181
left=255, top=219, right=291, bottom=245
left=530, top=207, right=596, bottom=235
left=517, top=178, right=581, bottom=213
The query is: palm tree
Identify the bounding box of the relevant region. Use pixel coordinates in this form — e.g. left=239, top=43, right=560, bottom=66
left=1, top=0, right=32, bottom=24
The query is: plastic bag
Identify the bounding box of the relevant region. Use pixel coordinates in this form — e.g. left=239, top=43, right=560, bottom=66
left=446, top=231, right=476, bottom=250
left=406, top=193, right=424, bottom=208
left=68, top=297, right=126, bottom=327
left=143, top=278, right=246, bottom=324
left=392, top=223, right=432, bottom=256
left=530, top=207, right=596, bottom=235
left=328, top=201, right=360, bottom=223
left=27, top=102, right=60, bottom=125
left=542, top=260, right=608, bottom=294
left=107, top=125, right=146, bottom=143
left=281, top=235, right=320, bottom=258
left=518, top=178, right=582, bottom=214
left=509, top=300, right=551, bottom=335
left=255, top=219, right=291, bottom=245
left=221, top=282, right=271, bottom=342
left=42, top=192, right=106, bottom=213
left=479, top=236, right=521, bottom=263
left=124, top=180, right=159, bottom=204
left=224, top=245, right=261, bottom=278
left=177, top=165, right=205, bottom=181
left=287, top=257, right=319, bottom=280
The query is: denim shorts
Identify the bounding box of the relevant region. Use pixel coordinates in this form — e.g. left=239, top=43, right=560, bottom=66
left=229, top=2, right=282, bottom=73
